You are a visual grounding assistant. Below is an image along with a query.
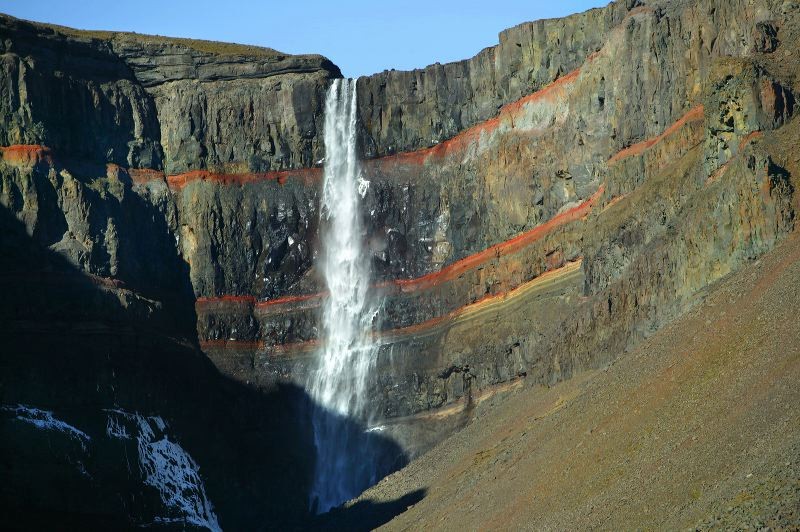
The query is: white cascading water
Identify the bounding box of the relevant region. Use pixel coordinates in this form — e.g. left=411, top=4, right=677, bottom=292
left=308, top=78, right=381, bottom=514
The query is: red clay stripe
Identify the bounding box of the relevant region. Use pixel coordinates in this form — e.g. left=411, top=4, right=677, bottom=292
left=175, top=63, right=588, bottom=186
left=201, top=259, right=583, bottom=356
left=199, top=186, right=603, bottom=312
left=380, top=186, right=602, bottom=295
left=379, top=260, right=583, bottom=342
left=255, top=292, right=326, bottom=313
left=0, top=144, right=54, bottom=165
left=195, top=294, right=257, bottom=311
left=739, top=130, right=763, bottom=150
left=166, top=167, right=323, bottom=190
left=369, top=63, right=588, bottom=170
left=608, top=105, right=704, bottom=165
left=0, top=55, right=591, bottom=188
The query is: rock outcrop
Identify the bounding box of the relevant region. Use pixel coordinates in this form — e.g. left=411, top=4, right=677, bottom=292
left=1, top=0, right=799, bottom=526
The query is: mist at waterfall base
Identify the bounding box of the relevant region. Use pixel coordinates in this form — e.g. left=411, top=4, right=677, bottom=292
left=306, top=78, right=404, bottom=515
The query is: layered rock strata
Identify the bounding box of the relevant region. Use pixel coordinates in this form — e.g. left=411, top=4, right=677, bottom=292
left=191, top=0, right=799, bottom=417
left=0, top=4, right=799, bottom=524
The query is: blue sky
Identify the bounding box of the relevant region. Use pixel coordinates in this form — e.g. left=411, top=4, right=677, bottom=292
left=0, top=0, right=608, bottom=77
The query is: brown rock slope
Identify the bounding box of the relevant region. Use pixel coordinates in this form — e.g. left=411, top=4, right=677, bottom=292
left=354, top=231, right=800, bottom=530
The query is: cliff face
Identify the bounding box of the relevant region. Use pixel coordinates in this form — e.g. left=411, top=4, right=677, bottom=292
left=193, top=0, right=798, bottom=418
left=1, top=0, right=799, bottom=527
left=356, top=1, right=634, bottom=158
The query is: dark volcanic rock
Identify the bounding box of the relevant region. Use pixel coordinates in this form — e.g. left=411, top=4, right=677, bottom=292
left=0, top=17, right=163, bottom=168
left=355, top=0, right=633, bottom=158
left=0, top=15, right=342, bottom=175
left=0, top=0, right=799, bottom=527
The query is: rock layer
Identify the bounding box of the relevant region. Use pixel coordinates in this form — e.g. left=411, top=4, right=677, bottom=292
left=1, top=0, right=799, bottom=525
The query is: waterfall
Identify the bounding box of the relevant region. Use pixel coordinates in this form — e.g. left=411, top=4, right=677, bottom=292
left=307, top=78, right=381, bottom=514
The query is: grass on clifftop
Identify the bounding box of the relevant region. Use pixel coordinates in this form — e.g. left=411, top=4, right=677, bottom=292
left=3, top=14, right=292, bottom=58
left=54, top=25, right=286, bottom=57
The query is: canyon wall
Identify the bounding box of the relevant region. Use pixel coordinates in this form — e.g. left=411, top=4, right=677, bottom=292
left=193, top=0, right=799, bottom=418
left=1, top=0, right=799, bottom=526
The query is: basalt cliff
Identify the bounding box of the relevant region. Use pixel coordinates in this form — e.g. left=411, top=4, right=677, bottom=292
left=1, top=0, right=799, bottom=529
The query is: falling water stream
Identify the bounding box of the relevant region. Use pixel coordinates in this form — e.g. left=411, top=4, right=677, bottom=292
left=307, top=78, right=383, bottom=514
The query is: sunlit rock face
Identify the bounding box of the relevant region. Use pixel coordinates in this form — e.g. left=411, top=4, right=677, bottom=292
left=1, top=0, right=799, bottom=526
left=191, top=0, right=797, bottom=420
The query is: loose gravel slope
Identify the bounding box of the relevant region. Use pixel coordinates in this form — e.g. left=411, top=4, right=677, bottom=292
left=353, top=233, right=800, bottom=531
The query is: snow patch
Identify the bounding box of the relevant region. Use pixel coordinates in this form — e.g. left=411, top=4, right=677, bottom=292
left=105, top=409, right=221, bottom=531
left=3, top=404, right=90, bottom=450
left=106, top=415, right=130, bottom=440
